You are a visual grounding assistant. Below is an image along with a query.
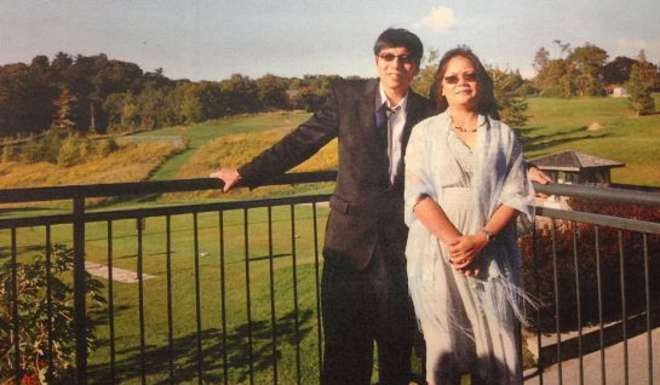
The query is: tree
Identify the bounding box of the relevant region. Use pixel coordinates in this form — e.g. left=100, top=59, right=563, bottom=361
left=568, top=43, right=608, bottom=96
left=219, top=74, right=260, bottom=115
left=256, top=74, right=289, bottom=111
left=0, top=60, right=57, bottom=138
left=175, top=81, right=225, bottom=123
left=289, top=75, right=338, bottom=112
left=532, top=47, right=550, bottom=73
left=27, top=55, right=58, bottom=132
left=627, top=60, right=655, bottom=116
left=490, top=68, right=529, bottom=129
left=604, top=56, right=637, bottom=84
left=135, top=83, right=177, bottom=129
left=533, top=41, right=615, bottom=97
left=411, top=48, right=440, bottom=98
left=51, top=87, right=78, bottom=133
left=535, top=59, right=576, bottom=97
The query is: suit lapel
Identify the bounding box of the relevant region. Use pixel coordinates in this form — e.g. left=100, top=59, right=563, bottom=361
left=402, top=91, right=424, bottom=148
left=358, top=79, right=379, bottom=132
left=394, top=91, right=428, bottom=187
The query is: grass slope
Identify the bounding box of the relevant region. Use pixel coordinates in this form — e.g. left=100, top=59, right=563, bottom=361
left=172, top=127, right=338, bottom=200
left=140, top=111, right=311, bottom=181
left=523, top=95, right=660, bottom=186
left=0, top=142, right=180, bottom=190
left=0, top=142, right=183, bottom=216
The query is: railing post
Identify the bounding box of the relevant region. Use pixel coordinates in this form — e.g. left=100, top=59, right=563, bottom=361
left=73, top=196, right=87, bottom=385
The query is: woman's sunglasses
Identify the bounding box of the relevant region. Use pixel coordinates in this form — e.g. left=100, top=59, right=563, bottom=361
left=443, top=72, right=478, bottom=85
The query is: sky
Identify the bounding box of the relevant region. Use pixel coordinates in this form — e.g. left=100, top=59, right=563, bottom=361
left=1, top=0, right=659, bottom=81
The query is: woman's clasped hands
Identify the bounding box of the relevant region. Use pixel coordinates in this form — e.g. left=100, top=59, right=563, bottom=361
left=448, top=231, right=489, bottom=277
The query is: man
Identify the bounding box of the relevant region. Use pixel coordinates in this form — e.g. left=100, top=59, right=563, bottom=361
left=213, top=28, right=431, bottom=385
left=212, top=28, right=550, bottom=384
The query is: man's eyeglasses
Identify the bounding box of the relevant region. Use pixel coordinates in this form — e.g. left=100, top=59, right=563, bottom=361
left=443, top=72, right=478, bottom=85
left=378, top=53, right=414, bottom=64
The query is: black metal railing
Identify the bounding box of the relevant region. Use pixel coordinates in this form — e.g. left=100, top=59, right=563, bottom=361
left=528, top=185, right=659, bottom=385
left=0, top=174, right=658, bottom=385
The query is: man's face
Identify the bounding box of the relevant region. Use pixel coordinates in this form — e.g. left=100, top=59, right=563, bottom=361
left=375, top=46, right=419, bottom=94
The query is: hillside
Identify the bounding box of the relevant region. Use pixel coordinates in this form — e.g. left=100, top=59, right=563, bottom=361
left=1, top=95, right=657, bottom=199
left=523, top=95, right=660, bottom=186
left=143, top=111, right=312, bottom=181
left=173, top=127, right=338, bottom=200
left=0, top=141, right=182, bottom=190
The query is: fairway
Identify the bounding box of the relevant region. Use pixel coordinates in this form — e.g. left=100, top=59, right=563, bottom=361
left=2, top=203, right=333, bottom=384
left=139, top=111, right=312, bottom=181
left=523, top=95, right=660, bottom=186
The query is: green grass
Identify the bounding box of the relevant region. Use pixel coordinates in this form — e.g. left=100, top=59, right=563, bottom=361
left=522, top=94, right=660, bottom=186
left=139, top=111, right=311, bottom=181
left=2, top=205, right=332, bottom=384
left=2, top=96, right=658, bottom=383
left=3, top=202, right=425, bottom=384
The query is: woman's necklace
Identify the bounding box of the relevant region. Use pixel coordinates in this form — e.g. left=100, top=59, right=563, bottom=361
left=452, top=123, right=477, bottom=133
left=450, top=114, right=478, bottom=133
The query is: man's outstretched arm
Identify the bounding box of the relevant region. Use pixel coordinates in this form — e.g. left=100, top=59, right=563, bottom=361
left=211, top=86, right=340, bottom=192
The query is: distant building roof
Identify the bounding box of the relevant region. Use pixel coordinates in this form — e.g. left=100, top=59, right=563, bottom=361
left=530, top=150, right=625, bottom=172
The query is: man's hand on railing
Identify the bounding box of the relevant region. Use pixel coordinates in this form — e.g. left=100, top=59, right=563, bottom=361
left=529, top=166, right=553, bottom=185
left=209, top=168, right=242, bottom=193
left=528, top=166, right=553, bottom=198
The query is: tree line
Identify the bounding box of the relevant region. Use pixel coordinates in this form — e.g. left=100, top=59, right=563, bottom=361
left=532, top=41, right=658, bottom=114
left=0, top=52, right=341, bottom=139
left=1, top=43, right=658, bottom=140
left=414, top=43, right=659, bottom=117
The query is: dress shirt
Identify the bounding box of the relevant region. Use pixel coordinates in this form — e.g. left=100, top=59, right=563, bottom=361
left=377, top=83, right=408, bottom=183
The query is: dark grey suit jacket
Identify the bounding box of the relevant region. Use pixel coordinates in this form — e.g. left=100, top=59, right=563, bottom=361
left=239, top=78, right=435, bottom=270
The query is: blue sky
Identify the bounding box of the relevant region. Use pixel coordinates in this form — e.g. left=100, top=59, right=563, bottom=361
left=1, top=0, right=658, bottom=80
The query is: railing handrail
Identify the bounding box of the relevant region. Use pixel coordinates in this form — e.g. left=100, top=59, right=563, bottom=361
left=0, top=171, right=658, bottom=207
left=0, top=194, right=332, bottom=228
left=0, top=171, right=338, bottom=203
left=2, top=172, right=657, bottom=384
left=535, top=182, right=660, bottom=207
left=2, top=196, right=658, bottom=235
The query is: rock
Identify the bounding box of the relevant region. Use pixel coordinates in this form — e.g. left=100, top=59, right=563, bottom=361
left=587, top=122, right=604, bottom=131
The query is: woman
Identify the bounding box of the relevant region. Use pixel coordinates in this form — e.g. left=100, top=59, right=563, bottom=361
left=404, top=47, right=534, bottom=385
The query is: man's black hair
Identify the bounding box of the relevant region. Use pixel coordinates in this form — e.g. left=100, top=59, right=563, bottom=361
left=373, top=28, right=424, bottom=67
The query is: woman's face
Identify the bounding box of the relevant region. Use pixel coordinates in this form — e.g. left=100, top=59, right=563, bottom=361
left=440, top=55, right=479, bottom=109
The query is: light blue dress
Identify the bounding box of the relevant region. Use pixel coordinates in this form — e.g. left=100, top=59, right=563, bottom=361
left=404, top=111, right=534, bottom=385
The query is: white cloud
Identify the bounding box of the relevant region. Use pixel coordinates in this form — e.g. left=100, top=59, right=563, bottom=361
left=417, top=6, right=457, bottom=33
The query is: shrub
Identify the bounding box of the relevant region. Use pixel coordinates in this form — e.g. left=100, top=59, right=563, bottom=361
left=521, top=199, right=660, bottom=333
left=94, top=138, right=119, bottom=157
left=15, top=129, right=63, bottom=164
left=0, top=245, right=106, bottom=384
left=19, top=138, right=44, bottom=164
left=1, top=145, right=18, bottom=163
left=56, top=135, right=93, bottom=167
left=77, top=138, right=93, bottom=160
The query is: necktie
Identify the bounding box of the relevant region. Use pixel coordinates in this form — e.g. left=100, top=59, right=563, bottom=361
left=375, top=103, right=389, bottom=131
left=375, top=103, right=395, bottom=184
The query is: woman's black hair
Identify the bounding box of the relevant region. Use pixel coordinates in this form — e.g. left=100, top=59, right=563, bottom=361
left=429, top=46, right=500, bottom=119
